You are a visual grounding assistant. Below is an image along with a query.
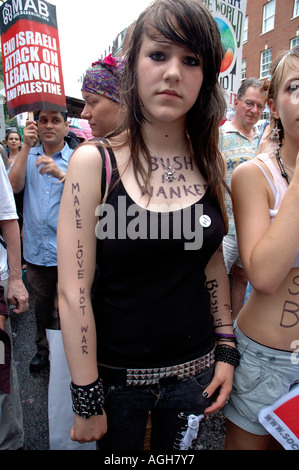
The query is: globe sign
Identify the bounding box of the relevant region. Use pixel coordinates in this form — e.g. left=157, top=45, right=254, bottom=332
left=215, top=18, right=235, bottom=73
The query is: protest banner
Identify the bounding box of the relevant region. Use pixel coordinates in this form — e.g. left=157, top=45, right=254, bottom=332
left=259, top=384, right=299, bottom=450
left=0, top=0, right=66, bottom=118
left=201, top=0, right=247, bottom=108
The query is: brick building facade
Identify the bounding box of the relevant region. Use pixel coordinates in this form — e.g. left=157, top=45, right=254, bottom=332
left=242, top=0, right=299, bottom=80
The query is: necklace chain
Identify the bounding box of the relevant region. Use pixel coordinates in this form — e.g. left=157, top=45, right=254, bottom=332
left=281, top=162, right=294, bottom=175
left=275, top=146, right=291, bottom=185
left=152, top=155, right=181, bottom=183
left=150, top=137, right=191, bottom=183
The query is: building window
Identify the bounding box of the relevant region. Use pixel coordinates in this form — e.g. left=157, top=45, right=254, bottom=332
left=291, top=36, right=299, bottom=48
left=241, top=59, right=246, bottom=80
left=243, top=16, right=248, bottom=43
left=260, top=48, right=272, bottom=78
left=294, top=0, right=299, bottom=17
left=262, top=0, right=276, bottom=34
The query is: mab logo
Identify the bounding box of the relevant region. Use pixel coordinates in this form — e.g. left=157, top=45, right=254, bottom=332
left=2, top=0, right=49, bottom=25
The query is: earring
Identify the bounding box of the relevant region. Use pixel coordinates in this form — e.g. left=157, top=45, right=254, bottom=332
left=271, top=118, right=288, bottom=183
left=270, top=119, right=281, bottom=155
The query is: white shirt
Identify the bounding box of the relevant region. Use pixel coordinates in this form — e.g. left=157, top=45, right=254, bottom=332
left=0, top=157, right=18, bottom=280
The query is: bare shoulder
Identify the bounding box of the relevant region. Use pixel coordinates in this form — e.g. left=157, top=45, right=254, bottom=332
left=64, top=143, right=104, bottom=202
left=231, top=157, right=272, bottom=207
left=232, top=158, right=263, bottom=186
left=69, top=142, right=103, bottom=168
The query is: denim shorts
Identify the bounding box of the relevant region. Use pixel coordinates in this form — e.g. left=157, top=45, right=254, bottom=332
left=224, top=321, right=299, bottom=435
left=222, top=234, right=243, bottom=273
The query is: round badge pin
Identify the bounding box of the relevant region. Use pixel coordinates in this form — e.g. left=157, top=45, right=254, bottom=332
left=199, top=215, right=211, bottom=228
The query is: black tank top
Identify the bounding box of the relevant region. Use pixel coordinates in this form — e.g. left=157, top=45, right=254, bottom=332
left=92, top=149, right=226, bottom=368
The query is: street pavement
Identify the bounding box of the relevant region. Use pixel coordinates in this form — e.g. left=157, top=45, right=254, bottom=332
left=10, top=277, right=225, bottom=451
left=11, top=294, right=49, bottom=450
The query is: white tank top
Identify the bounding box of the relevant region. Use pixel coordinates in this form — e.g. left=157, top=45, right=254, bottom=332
left=249, top=153, right=299, bottom=268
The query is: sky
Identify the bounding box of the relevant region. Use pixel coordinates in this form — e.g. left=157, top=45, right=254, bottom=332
left=50, top=0, right=152, bottom=99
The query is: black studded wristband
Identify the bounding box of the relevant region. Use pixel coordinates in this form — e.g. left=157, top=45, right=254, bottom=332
left=70, top=377, right=104, bottom=419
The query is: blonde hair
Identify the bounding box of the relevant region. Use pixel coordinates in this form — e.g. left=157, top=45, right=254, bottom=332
left=268, top=46, right=299, bottom=143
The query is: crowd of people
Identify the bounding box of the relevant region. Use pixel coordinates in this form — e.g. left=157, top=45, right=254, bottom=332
left=0, top=0, right=298, bottom=452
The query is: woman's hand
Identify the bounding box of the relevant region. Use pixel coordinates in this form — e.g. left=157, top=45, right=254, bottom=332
left=71, top=410, right=107, bottom=443
left=202, top=361, right=234, bottom=415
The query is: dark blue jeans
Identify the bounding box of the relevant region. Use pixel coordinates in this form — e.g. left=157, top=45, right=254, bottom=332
left=97, top=364, right=215, bottom=451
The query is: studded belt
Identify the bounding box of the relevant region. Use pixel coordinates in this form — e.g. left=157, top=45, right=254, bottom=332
left=98, top=347, right=215, bottom=386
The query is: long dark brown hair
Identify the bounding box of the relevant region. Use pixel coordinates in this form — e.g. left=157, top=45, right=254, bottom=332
left=110, top=0, right=228, bottom=229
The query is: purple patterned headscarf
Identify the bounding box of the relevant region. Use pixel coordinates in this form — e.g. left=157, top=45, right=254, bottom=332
left=82, top=54, right=126, bottom=103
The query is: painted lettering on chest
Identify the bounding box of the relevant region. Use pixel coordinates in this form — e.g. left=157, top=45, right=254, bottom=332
left=151, top=155, right=194, bottom=173
left=150, top=156, right=204, bottom=199
left=148, top=181, right=205, bottom=199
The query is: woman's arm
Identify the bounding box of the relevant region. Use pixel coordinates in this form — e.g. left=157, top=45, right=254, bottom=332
left=0, top=219, right=29, bottom=314
left=232, top=158, right=299, bottom=294
left=202, top=246, right=235, bottom=415
left=57, top=143, right=107, bottom=442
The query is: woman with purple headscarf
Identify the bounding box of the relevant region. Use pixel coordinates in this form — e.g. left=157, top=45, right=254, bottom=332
left=81, top=54, right=126, bottom=138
